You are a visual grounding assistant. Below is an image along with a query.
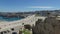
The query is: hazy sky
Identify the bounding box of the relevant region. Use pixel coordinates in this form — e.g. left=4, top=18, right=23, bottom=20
left=0, top=0, right=60, bottom=12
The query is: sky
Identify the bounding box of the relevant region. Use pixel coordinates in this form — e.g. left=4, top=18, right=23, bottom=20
left=0, top=0, right=60, bottom=12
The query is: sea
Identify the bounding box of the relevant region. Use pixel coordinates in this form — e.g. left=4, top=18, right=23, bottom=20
left=0, top=16, right=24, bottom=22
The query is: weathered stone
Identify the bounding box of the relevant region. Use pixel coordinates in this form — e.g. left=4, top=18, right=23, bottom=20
left=32, top=17, right=60, bottom=34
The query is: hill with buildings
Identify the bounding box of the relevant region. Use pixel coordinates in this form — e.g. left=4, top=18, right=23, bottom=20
left=0, top=10, right=60, bottom=18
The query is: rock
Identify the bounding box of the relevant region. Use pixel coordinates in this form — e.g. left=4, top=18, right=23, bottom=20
left=32, top=17, right=60, bottom=34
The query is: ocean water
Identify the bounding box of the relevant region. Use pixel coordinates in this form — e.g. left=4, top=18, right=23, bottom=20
left=0, top=16, right=24, bottom=21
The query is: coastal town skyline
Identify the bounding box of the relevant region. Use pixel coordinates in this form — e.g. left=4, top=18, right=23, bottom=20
left=0, top=0, right=60, bottom=12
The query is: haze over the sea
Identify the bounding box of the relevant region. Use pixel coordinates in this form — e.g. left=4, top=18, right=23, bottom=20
left=0, top=0, right=60, bottom=12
